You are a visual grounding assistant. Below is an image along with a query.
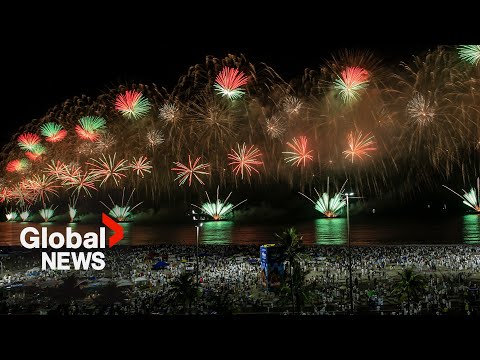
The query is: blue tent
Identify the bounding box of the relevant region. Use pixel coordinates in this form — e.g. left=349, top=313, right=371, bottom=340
left=152, top=261, right=169, bottom=270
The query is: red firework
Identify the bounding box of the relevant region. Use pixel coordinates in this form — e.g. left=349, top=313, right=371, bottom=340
left=343, top=131, right=377, bottom=163
left=25, top=152, right=42, bottom=161
left=17, top=133, right=41, bottom=151
left=341, top=66, right=369, bottom=87
left=171, top=155, right=210, bottom=186
left=75, top=125, right=101, bottom=141
left=228, top=143, right=263, bottom=179
left=214, top=67, right=249, bottom=98
left=46, top=129, right=67, bottom=143
left=283, top=136, right=314, bottom=167
left=6, top=159, right=27, bottom=173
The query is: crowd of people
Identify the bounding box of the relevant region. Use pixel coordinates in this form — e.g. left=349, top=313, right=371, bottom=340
left=0, top=245, right=479, bottom=315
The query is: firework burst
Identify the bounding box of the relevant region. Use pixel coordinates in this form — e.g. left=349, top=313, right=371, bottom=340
left=343, top=131, right=377, bottom=163
left=40, top=122, right=67, bottom=142
left=146, top=129, right=164, bottom=149
left=171, top=155, right=210, bottom=186
left=130, top=156, right=153, bottom=177
left=44, top=160, right=66, bottom=179
left=443, top=178, right=480, bottom=212
left=100, top=188, right=143, bottom=222
left=228, top=143, right=263, bottom=179
left=39, top=205, right=57, bottom=222
left=299, top=178, right=348, bottom=218
left=115, top=90, right=151, bottom=120
left=6, top=159, right=29, bottom=173
left=458, top=45, right=480, bottom=65
left=94, top=132, right=116, bottom=152
left=18, top=133, right=41, bottom=151
left=282, top=95, right=303, bottom=115
left=265, top=116, right=286, bottom=139
left=5, top=210, right=18, bottom=221
left=213, top=67, right=249, bottom=99
left=159, top=103, right=179, bottom=122
left=191, top=186, right=247, bottom=220
left=283, top=136, right=314, bottom=167
left=407, top=93, right=435, bottom=125
left=87, top=153, right=129, bottom=187
left=25, top=174, right=60, bottom=205
left=63, top=171, right=98, bottom=197
left=68, top=194, right=79, bottom=222
left=333, top=66, right=369, bottom=104
left=75, top=116, right=106, bottom=141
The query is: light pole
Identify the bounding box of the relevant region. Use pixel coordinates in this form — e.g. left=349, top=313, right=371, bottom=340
left=194, top=222, right=203, bottom=286
left=344, top=192, right=363, bottom=314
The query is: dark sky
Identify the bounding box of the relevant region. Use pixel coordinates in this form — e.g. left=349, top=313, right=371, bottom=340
left=2, top=6, right=474, bottom=149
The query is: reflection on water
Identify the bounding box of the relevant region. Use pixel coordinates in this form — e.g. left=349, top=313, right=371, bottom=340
left=463, top=214, right=480, bottom=244
left=314, top=218, right=347, bottom=245
left=200, top=221, right=234, bottom=245
left=0, top=215, right=479, bottom=246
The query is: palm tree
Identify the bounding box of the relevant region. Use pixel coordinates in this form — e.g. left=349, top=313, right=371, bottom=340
left=168, top=272, right=199, bottom=314
left=280, top=262, right=313, bottom=313
left=275, top=226, right=304, bottom=314
left=46, top=274, right=85, bottom=314
left=208, top=289, right=234, bottom=315
left=392, top=268, right=426, bottom=314
left=94, top=282, right=127, bottom=306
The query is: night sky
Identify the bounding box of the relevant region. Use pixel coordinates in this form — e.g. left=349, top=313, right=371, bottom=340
left=2, top=7, right=474, bottom=149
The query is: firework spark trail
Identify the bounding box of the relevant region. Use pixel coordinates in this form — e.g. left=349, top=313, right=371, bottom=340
left=25, top=174, right=60, bottom=205
left=171, top=155, right=210, bottom=186
left=333, top=66, right=369, bottom=104
left=86, top=153, right=129, bottom=187
left=100, top=188, right=143, bottom=222
left=343, top=131, right=377, bottom=163
left=282, top=95, right=303, bottom=114
left=191, top=186, right=247, bottom=220
left=75, top=116, right=106, bottom=141
left=283, top=136, right=314, bottom=167
left=94, top=132, right=116, bottom=151
left=214, top=67, right=249, bottom=99
left=265, top=116, right=286, bottom=139
left=228, top=143, right=263, bottom=179
left=458, top=45, right=480, bottom=65
left=159, top=103, right=179, bottom=122
left=299, top=178, right=348, bottom=217
left=146, top=130, right=164, bottom=148
left=115, top=90, right=151, bottom=120
left=442, top=178, right=480, bottom=212
left=63, top=171, right=98, bottom=197
left=40, top=122, right=67, bottom=142
left=18, top=133, right=41, bottom=151
left=407, top=93, right=435, bottom=125
left=130, top=156, right=153, bottom=177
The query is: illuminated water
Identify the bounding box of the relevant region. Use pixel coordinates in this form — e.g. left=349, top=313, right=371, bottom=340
left=0, top=214, right=478, bottom=246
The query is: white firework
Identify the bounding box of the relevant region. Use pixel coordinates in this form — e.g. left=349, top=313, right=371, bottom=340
left=94, top=132, right=116, bottom=152
left=407, top=93, right=435, bottom=126
left=159, top=103, right=179, bottom=122
left=147, top=129, right=164, bottom=148
left=282, top=95, right=303, bottom=115
left=265, top=116, right=286, bottom=139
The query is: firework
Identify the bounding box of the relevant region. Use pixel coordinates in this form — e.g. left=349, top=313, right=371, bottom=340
left=213, top=67, right=249, bottom=99
left=19, top=206, right=30, bottom=221
left=265, top=116, right=286, bottom=139
left=130, top=156, right=153, bottom=177
left=25, top=143, right=46, bottom=161
left=343, top=131, right=376, bottom=163
left=115, top=90, right=151, bottom=120
left=94, top=132, right=116, bottom=152
left=191, top=186, right=247, bottom=220
left=299, top=178, right=348, bottom=218
left=100, top=188, right=143, bottom=222
left=458, top=45, right=480, bottom=65
left=87, top=153, right=129, bottom=187
left=40, top=122, right=67, bottom=142
left=146, top=129, right=164, bottom=148
left=171, top=155, right=210, bottom=186
left=333, top=66, right=369, bottom=104
left=39, top=206, right=57, bottom=222
left=0, top=187, right=10, bottom=203
left=283, top=136, right=314, bottom=167
left=5, top=211, right=18, bottom=221
left=443, top=178, right=480, bottom=212
left=25, top=152, right=42, bottom=161
left=227, top=143, right=263, bottom=179
left=75, top=116, right=106, bottom=141
left=407, top=93, right=435, bottom=125
left=159, top=103, right=179, bottom=122
left=6, top=159, right=29, bottom=173
left=44, top=160, right=66, bottom=179
left=63, top=171, right=98, bottom=197
left=25, top=174, right=60, bottom=206
left=18, top=133, right=41, bottom=151
left=282, top=95, right=303, bottom=115
left=68, top=195, right=78, bottom=222
left=59, top=163, right=83, bottom=183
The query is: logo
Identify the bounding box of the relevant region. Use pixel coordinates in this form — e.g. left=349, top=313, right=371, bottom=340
left=19, top=213, right=123, bottom=270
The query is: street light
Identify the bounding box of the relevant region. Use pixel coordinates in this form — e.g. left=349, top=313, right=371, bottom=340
left=194, top=221, right=203, bottom=286
left=344, top=191, right=363, bottom=314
